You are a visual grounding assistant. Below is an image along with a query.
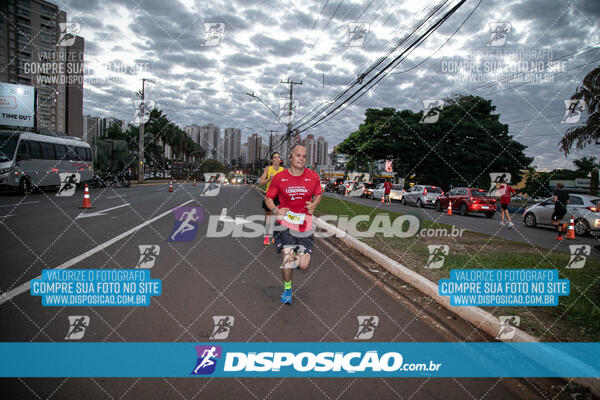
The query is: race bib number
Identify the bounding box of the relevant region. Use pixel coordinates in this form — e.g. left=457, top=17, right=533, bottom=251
left=283, top=211, right=306, bottom=225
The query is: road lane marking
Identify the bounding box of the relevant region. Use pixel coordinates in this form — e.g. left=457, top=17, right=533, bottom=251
left=0, top=201, right=39, bottom=208
left=76, top=203, right=132, bottom=219
left=107, top=195, right=127, bottom=199
left=0, top=199, right=194, bottom=306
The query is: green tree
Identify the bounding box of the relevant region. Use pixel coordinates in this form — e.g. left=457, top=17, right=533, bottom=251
left=559, top=65, right=600, bottom=154
left=337, top=95, right=533, bottom=189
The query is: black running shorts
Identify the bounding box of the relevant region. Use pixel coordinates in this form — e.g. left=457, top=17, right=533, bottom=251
left=273, top=222, right=314, bottom=254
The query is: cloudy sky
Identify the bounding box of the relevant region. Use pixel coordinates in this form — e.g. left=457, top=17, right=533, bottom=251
left=54, top=0, right=599, bottom=170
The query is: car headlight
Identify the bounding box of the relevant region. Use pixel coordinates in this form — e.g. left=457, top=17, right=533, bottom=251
left=0, top=166, right=13, bottom=174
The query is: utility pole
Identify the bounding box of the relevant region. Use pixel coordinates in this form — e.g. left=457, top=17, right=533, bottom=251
left=137, top=78, right=153, bottom=183
left=265, top=129, right=278, bottom=157
left=280, top=78, right=302, bottom=152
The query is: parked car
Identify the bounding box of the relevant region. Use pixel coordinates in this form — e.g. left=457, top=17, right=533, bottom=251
left=371, top=183, right=404, bottom=201
left=320, top=180, right=329, bottom=191
left=523, top=194, right=600, bottom=236
left=402, top=185, right=443, bottom=208
left=435, top=187, right=497, bottom=217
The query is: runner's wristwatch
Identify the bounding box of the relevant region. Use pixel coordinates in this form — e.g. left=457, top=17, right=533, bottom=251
left=272, top=207, right=278, bottom=214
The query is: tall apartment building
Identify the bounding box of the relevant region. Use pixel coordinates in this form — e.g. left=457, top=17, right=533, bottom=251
left=240, top=142, right=248, bottom=164
left=302, top=134, right=316, bottom=167
left=0, top=0, right=84, bottom=137
left=82, top=114, right=101, bottom=143
left=247, top=133, right=262, bottom=164
left=199, top=123, right=220, bottom=160
left=223, top=127, right=241, bottom=165
left=316, top=136, right=329, bottom=165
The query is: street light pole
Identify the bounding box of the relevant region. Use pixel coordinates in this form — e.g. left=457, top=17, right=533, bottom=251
left=138, top=78, right=154, bottom=183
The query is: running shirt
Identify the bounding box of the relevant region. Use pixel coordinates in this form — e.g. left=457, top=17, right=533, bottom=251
left=499, top=184, right=515, bottom=205
left=553, top=188, right=569, bottom=211
left=384, top=181, right=392, bottom=194
left=265, top=165, right=284, bottom=191
left=266, top=168, right=323, bottom=231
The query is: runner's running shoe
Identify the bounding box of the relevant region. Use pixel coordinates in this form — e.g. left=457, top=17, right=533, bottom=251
left=280, top=289, right=292, bottom=304
left=263, top=236, right=270, bottom=246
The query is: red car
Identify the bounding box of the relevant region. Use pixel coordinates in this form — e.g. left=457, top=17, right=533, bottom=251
left=435, top=187, right=497, bottom=217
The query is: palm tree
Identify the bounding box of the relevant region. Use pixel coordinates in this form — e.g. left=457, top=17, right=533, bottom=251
left=573, top=156, right=599, bottom=174
left=560, top=65, right=600, bottom=154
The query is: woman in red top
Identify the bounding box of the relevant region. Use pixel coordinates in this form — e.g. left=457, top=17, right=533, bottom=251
left=498, top=182, right=516, bottom=229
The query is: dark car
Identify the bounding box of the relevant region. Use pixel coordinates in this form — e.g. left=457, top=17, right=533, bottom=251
left=435, top=187, right=497, bottom=217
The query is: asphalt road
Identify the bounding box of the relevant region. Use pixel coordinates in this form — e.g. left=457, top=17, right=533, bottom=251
left=0, top=183, right=568, bottom=399
left=324, top=192, right=600, bottom=260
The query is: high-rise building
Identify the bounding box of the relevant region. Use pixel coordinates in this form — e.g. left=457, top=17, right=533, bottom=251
left=102, top=117, right=124, bottom=135
left=303, top=134, right=316, bottom=167
left=247, top=133, right=262, bottom=164
left=199, top=123, right=220, bottom=160
left=316, top=136, right=329, bottom=165
left=82, top=115, right=101, bottom=144
left=0, top=0, right=84, bottom=137
left=184, top=124, right=201, bottom=144
left=240, top=142, right=248, bottom=164
left=223, top=127, right=241, bottom=165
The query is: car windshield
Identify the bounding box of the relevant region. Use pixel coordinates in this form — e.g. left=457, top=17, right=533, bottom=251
left=425, top=186, right=442, bottom=193
left=471, top=190, right=489, bottom=197
left=0, top=132, right=19, bottom=163
left=392, top=184, right=403, bottom=190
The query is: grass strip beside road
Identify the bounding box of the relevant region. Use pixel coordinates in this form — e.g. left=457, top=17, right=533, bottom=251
left=315, top=196, right=600, bottom=341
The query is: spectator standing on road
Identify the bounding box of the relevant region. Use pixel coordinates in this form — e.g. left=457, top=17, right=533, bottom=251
left=259, top=153, right=284, bottom=246
left=552, top=182, right=570, bottom=240
left=498, top=182, right=516, bottom=229
left=384, top=179, right=392, bottom=204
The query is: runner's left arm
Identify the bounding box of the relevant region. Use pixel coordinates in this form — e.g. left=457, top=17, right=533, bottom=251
left=306, top=194, right=322, bottom=215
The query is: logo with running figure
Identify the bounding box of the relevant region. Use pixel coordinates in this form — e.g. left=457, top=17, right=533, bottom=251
left=56, top=173, right=80, bottom=197
left=354, top=316, right=379, bottom=339
left=425, top=245, right=449, bottom=269
left=191, top=345, right=222, bottom=375
left=136, top=245, right=160, bottom=268
left=57, top=23, right=80, bottom=46
left=201, top=23, right=225, bottom=46
left=420, top=100, right=444, bottom=124
left=345, top=22, right=369, bottom=47
left=561, top=99, right=586, bottom=124
left=168, top=206, right=204, bottom=242
left=496, top=316, right=520, bottom=340
left=486, top=22, right=511, bottom=47
left=65, top=315, right=90, bottom=340
left=201, top=173, right=222, bottom=196
left=567, top=245, right=590, bottom=269
left=210, top=316, right=234, bottom=339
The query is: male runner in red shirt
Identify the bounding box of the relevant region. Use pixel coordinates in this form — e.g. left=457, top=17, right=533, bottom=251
left=265, top=144, right=322, bottom=304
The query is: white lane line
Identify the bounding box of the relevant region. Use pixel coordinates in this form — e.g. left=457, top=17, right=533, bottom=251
left=0, top=214, right=16, bottom=219
left=76, top=203, right=132, bottom=219
left=0, top=199, right=193, bottom=306
left=107, top=194, right=127, bottom=199
left=0, top=201, right=39, bottom=208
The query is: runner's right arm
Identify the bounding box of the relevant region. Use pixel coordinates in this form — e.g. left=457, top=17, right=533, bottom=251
left=259, top=167, right=270, bottom=186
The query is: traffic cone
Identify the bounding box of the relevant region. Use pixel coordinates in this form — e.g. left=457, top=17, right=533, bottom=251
left=169, top=181, right=173, bottom=192
left=566, top=216, right=576, bottom=239
left=193, top=179, right=196, bottom=187
left=381, top=193, right=385, bottom=203
left=81, top=184, right=91, bottom=209
left=447, top=201, right=452, bottom=215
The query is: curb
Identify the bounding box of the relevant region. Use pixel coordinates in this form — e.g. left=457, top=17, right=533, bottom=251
left=252, top=186, right=599, bottom=394
left=312, top=217, right=600, bottom=396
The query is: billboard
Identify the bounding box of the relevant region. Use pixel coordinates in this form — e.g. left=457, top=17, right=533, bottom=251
left=0, top=83, right=35, bottom=128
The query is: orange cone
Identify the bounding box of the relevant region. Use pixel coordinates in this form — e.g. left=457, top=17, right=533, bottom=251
left=381, top=193, right=385, bottom=203
left=566, top=216, right=576, bottom=239
left=169, top=181, right=173, bottom=192
left=81, top=184, right=91, bottom=209
left=447, top=201, right=452, bottom=215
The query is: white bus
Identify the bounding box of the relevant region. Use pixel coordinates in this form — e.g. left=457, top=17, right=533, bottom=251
left=0, top=130, right=93, bottom=194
